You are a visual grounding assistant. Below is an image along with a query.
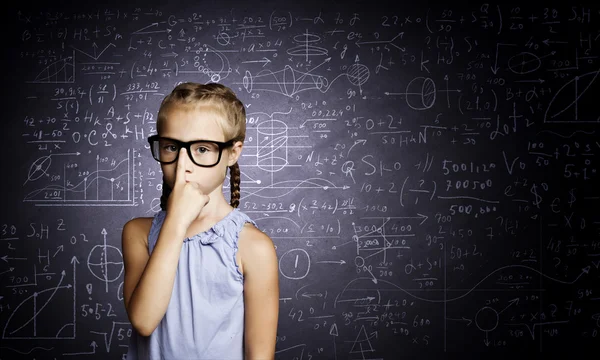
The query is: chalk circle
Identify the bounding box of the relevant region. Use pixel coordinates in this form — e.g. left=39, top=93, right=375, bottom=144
left=355, top=256, right=365, bottom=267
left=257, top=156, right=288, bottom=172
left=405, top=77, right=436, bottom=110
left=257, top=119, right=288, bottom=136
left=87, top=245, right=124, bottom=282
left=474, top=306, right=499, bottom=332
left=149, top=198, right=162, bottom=213
left=215, top=32, right=230, bottom=46
left=242, top=70, right=253, bottom=92
left=313, top=75, right=329, bottom=91
left=292, top=33, right=322, bottom=44
left=346, top=63, right=370, bottom=87
left=508, top=52, right=541, bottom=74
left=287, top=45, right=328, bottom=57
left=282, top=65, right=297, bottom=97
left=279, top=248, right=310, bottom=280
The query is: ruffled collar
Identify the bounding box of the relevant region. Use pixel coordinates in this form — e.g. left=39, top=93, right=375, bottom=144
left=163, top=208, right=239, bottom=245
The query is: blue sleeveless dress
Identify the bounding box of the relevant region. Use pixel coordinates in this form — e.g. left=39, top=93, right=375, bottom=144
left=126, top=208, right=257, bottom=359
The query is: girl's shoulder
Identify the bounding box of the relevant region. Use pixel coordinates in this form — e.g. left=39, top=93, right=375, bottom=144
left=236, top=221, right=277, bottom=279
left=237, top=222, right=275, bottom=258
left=122, top=216, right=155, bottom=248
left=232, top=209, right=264, bottom=239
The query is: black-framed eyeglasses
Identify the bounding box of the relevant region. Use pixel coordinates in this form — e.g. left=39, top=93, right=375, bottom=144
left=148, top=135, right=235, bottom=168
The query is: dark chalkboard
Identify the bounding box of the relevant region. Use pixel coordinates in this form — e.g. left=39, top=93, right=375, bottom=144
left=1, top=0, right=599, bottom=359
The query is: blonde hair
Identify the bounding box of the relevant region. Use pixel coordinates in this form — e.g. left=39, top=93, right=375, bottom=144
left=157, top=82, right=246, bottom=210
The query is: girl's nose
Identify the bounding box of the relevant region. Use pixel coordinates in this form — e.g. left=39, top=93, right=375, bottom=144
left=179, top=148, right=194, bottom=172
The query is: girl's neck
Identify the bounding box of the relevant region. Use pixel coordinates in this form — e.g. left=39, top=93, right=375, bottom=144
left=194, top=192, right=234, bottom=223
left=180, top=194, right=234, bottom=238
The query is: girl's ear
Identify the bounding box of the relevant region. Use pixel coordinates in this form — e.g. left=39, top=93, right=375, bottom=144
left=227, top=141, right=243, bottom=166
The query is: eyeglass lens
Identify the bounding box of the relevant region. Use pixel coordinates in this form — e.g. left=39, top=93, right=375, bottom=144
left=151, top=138, right=222, bottom=166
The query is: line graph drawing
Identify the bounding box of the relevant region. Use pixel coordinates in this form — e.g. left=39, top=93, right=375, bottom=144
left=2, top=258, right=78, bottom=339
left=544, top=68, right=600, bottom=123
left=0, top=346, right=54, bottom=356
left=331, top=265, right=589, bottom=350
left=333, top=264, right=590, bottom=309
left=71, top=43, right=116, bottom=61
left=23, top=150, right=137, bottom=206
left=240, top=178, right=348, bottom=200
left=26, top=51, right=75, bottom=84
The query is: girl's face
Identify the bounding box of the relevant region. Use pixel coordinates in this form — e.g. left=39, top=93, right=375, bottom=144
left=159, top=103, right=242, bottom=197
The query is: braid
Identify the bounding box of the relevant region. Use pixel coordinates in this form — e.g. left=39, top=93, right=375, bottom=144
left=159, top=179, right=172, bottom=211
left=229, top=163, right=241, bottom=208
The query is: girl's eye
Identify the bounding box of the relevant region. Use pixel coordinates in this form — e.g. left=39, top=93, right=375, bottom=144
left=163, top=145, right=178, bottom=152
left=195, top=147, right=209, bottom=154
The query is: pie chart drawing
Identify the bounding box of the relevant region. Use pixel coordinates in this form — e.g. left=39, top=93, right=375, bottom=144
left=544, top=69, right=600, bottom=123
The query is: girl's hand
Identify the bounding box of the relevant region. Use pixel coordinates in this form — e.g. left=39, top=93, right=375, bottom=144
left=165, top=148, right=210, bottom=231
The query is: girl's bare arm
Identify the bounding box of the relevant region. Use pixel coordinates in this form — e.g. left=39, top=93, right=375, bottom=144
left=240, top=225, right=280, bottom=359
left=122, top=216, right=186, bottom=336
left=124, top=149, right=209, bottom=336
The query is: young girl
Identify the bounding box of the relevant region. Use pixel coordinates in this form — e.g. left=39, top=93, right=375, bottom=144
left=122, top=82, right=279, bottom=359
